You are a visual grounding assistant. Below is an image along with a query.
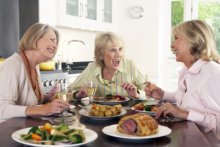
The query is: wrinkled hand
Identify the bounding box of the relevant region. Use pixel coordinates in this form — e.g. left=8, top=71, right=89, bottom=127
left=121, top=82, right=139, bottom=98
left=26, top=99, right=70, bottom=117
left=144, top=82, right=164, bottom=100
left=75, top=87, right=87, bottom=98
left=47, top=85, right=59, bottom=100
left=156, top=102, right=188, bottom=120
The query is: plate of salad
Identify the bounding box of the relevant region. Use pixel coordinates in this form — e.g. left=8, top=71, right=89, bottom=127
left=11, top=123, right=97, bottom=146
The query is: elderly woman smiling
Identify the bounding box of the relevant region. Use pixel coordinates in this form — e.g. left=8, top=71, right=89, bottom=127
left=69, top=32, right=146, bottom=99
left=0, top=23, right=69, bottom=122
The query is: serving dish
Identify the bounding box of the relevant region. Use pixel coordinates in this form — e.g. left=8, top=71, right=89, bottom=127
left=79, top=108, right=127, bottom=120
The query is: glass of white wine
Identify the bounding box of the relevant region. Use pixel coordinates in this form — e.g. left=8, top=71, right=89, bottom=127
left=54, top=91, right=74, bottom=123
left=85, top=80, right=97, bottom=107
left=145, top=73, right=158, bottom=101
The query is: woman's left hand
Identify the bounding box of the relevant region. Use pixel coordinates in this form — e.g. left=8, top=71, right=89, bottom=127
left=156, top=102, right=188, bottom=120
left=121, top=82, right=139, bottom=98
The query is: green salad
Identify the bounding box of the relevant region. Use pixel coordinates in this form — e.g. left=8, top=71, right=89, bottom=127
left=20, top=123, right=85, bottom=145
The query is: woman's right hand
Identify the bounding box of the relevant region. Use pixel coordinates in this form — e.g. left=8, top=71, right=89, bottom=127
left=25, top=99, right=69, bottom=116
left=74, top=87, right=87, bottom=98
left=144, top=82, right=164, bottom=100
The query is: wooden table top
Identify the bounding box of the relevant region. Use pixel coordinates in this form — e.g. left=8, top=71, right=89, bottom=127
left=0, top=100, right=218, bottom=147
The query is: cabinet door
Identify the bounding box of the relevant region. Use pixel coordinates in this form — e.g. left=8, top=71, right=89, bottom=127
left=66, top=0, right=79, bottom=17
left=86, top=0, right=97, bottom=20
left=103, top=0, right=112, bottom=23
left=57, top=0, right=114, bottom=31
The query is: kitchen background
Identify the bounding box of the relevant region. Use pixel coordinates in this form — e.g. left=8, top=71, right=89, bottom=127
left=3, top=0, right=216, bottom=93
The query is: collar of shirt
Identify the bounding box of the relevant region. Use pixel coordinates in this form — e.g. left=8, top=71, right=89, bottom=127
left=178, top=59, right=207, bottom=92
left=179, top=59, right=207, bottom=77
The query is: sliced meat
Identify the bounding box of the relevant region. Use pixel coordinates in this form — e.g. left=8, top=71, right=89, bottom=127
left=121, top=119, right=137, bottom=134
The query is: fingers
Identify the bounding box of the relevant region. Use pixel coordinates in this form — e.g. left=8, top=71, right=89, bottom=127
left=121, top=82, right=137, bottom=91
left=155, top=103, right=169, bottom=119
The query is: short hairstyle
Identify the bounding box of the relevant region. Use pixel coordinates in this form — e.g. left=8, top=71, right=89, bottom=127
left=94, top=32, right=124, bottom=67
left=18, top=23, right=59, bottom=53
left=172, top=20, right=220, bottom=63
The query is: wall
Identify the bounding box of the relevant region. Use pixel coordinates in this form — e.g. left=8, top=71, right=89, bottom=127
left=113, top=0, right=172, bottom=89
left=0, top=0, right=39, bottom=58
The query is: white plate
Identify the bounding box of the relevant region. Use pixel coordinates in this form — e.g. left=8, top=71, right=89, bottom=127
left=93, top=97, right=130, bottom=105
left=11, top=126, right=98, bottom=147
left=132, top=109, right=156, bottom=116
left=79, top=108, right=127, bottom=120
left=102, top=124, right=171, bottom=140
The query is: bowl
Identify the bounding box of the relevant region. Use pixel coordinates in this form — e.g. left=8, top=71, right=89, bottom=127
left=39, top=61, right=55, bottom=71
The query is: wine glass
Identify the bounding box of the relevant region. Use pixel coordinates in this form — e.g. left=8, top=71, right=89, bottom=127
left=54, top=90, right=74, bottom=124
left=145, top=73, right=158, bottom=101
left=84, top=80, right=97, bottom=107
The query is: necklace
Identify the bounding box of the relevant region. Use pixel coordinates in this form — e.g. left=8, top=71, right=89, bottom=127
left=21, top=51, right=42, bottom=101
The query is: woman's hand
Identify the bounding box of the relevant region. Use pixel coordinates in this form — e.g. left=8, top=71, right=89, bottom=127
left=25, top=99, right=70, bottom=116
left=74, top=87, right=87, bottom=98
left=156, top=102, right=188, bottom=120
left=44, top=84, right=60, bottom=102
left=121, top=82, right=139, bottom=98
left=144, top=82, right=164, bottom=100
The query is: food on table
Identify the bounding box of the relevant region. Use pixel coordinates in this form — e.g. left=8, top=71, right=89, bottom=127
left=89, top=104, right=122, bottom=117
left=20, top=123, right=85, bottom=145
left=94, top=94, right=126, bottom=102
left=132, top=103, right=159, bottom=113
left=117, top=113, right=158, bottom=136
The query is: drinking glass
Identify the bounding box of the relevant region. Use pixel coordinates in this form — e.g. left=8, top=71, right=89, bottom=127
left=54, top=91, right=74, bottom=123
left=84, top=80, right=97, bottom=107
left=145, top=73, right=158, bottom=101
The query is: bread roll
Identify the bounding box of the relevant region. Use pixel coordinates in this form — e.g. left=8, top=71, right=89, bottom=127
left=117, top=113, right=158, bottom=136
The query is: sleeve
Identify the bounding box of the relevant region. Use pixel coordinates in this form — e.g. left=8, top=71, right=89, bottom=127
left=0, top=60, right=27, bottom=120
left=162, top=91, right=176, bottom=102
left=187, top=73, right=220, bottom=134
left=68, top=62, right=96, bottom=94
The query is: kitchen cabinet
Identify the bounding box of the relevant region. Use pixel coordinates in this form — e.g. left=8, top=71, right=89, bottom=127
left=56, top=0, right=114, bottom=31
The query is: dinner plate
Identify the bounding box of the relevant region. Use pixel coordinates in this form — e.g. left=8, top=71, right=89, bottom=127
left=11, top=126, right=98, bottom=147
left=131, top=109, right=156, bottom=116
left=93, top=96, right=130, bottom=105
left=79, top=108, right=127, bottom=120
left=102, top=124, right=171, bottom=140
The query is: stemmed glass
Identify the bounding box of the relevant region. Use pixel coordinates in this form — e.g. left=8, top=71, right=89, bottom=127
left=54, top=90, right=75, bottom=123
left=84, top=80, right=97, bottom=108
left=145, top=73, right=158, bottom=101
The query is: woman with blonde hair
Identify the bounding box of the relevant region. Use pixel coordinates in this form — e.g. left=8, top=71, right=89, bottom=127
left=69, top=32, right=146, bottom=99
left=0, top=23, right=69, bottom=122
left=145, top=20, right=220, bottom=138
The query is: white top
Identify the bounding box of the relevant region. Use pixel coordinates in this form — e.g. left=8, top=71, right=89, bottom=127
left=0, top=53, right=41, bottom=122
left=163, top=59, right=220, bottom=135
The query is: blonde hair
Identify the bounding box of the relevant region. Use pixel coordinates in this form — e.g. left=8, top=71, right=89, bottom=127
left=173, top=20, right=220, bottom=63
left=94, top=32, right=124, bottom=67
left=18, top=23, right=59, bottom=52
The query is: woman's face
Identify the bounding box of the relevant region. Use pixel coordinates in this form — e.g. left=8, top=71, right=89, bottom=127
left=36, top=28, right=58, bottom=60
left=103, top=44, right=124, bottom=72
left=171, top=34, right=194, bottom=67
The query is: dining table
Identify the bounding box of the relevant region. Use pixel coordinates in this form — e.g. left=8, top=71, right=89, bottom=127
left=0, top=99, right=219, bottom=147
